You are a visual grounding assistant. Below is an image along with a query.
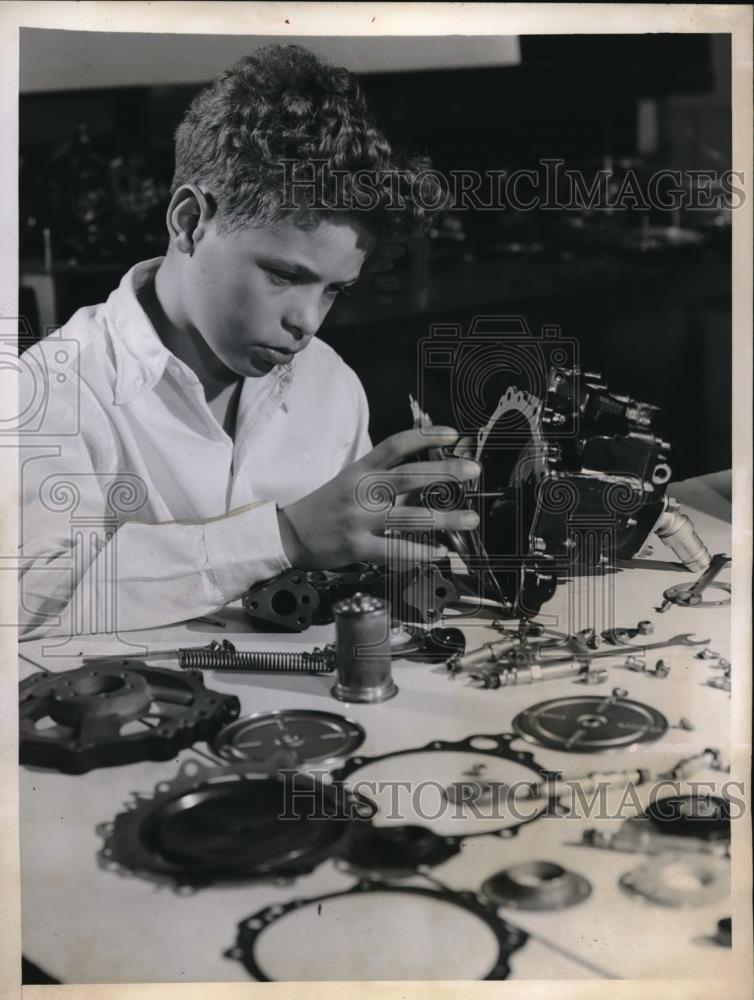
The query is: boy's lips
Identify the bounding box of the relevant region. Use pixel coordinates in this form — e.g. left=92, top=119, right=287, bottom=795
left=253, top=345, right=296, bottom=366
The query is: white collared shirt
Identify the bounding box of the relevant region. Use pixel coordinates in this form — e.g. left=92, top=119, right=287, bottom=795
left=18, top=258, right=371, bottom=638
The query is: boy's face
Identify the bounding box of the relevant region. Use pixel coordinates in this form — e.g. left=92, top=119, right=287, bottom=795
left=183, top=216, right=371, bottom=378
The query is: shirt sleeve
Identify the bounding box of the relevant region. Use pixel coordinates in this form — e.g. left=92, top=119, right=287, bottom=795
left=18, top=371, right=290, bottom=640
left=338, top=363, right=373, bottom=467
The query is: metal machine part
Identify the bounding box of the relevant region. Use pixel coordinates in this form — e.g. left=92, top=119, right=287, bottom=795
left=620, top=853, right=729, bottom=907
left=448, top=630, right=708, bottom=683
left=240, top=560, right=460, bottom=633
left=332, top=593, right=397, bottom=704
left=482, top=860, right=592, bottom=911
left=660, top=552, right=731, bottom=611
left=225, top=882, right=528, bottom=981
left=468, top=659, right=603, bottom=690
left=716, top=917, right=732, bottom=947
left=652, top=498, right=712, bottom=575
left=469, top=366, right=692, bottom=618
left=181, top=640, right=336, bottom=673
left=332, top=732, right=554, bottom=839
left=210, top=710, right=366, bottom=768
left=83, top=641, right=335, bottom=673
left=394, top=626, right=466, bottom=663
left=19, top=664, right=240, bottom=775
left=643, top=793, right=730, bottom=840
left=583, top=792, right=731, bottom=857
left=241, top=564, right=384, bottom=632
left=97, top=759, right=374, bottom=890
left=334, top=823, right=461, bottom=878
left=512, top=688, right=668, bottom=753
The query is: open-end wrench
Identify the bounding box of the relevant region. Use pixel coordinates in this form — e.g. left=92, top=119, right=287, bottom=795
left=566, top=632, right=710, bottom=661
left=660, top=552, right=732, bottom=611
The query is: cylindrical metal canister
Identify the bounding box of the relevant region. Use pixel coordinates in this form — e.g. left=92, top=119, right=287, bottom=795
left=332, top=593, right=397, bottom=703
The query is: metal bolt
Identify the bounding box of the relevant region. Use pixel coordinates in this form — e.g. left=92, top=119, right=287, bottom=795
left=653, top=659, right=670, bottom=678
left=696, top=649, right=719, bottom=660
left=625, top=655, right=645, bottom=672
left=580, top=668, right=609, bottom=685
left=708, top=676, right=731, bottom=692
left=637, top=621, right=654, bottom=636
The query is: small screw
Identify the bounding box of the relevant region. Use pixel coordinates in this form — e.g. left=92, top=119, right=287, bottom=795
left=579, top=668, right=608, bottom=685
left=625, top=655, right=645, bottom=672
left=676, top=717, right=695, bottom=731
left=708, top=676, right=731, bottom=692
left=696, top=649, right=719, bottom=660
left=637, top=620, right=654, bottom=636
left=653, top=659, right=670, bottom=678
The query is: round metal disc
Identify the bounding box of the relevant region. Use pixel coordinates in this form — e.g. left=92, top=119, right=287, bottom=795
left=336, top=823, right=460, bottom=877
left=663, top=581, right=731, bottom=608
left=512, top=693, right=667, bottom=752
left=643, top=794, right=731, bottom=841
left=211, top=710, right=365, bottom=767
left=482, top=860, right=592, bottom=911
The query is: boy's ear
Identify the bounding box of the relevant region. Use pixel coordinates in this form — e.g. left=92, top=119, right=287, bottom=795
left=166, top=184, right=216, bottom=255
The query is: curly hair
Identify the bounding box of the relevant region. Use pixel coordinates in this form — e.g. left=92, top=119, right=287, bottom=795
left=172, top=44, right=445, bottom=239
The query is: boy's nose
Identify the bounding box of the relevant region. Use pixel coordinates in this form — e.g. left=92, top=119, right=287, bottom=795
left=282, top=296, right=322, bottom=341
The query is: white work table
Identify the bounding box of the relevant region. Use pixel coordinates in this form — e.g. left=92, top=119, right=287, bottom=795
left=19, top=475, right=735, bottom=985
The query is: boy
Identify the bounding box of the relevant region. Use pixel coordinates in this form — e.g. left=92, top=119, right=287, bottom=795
left=19, top=45, right=479, bottom=639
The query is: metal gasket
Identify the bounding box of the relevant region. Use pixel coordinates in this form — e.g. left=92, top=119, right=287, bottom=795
left=19, top=663, right=240, bottom=774
left=210, top=710, right=365, bottom=768
left=97, top=758, right=374, bottom=890
left=226, top=882, right=528, bottom=981
left=332, top=732, right=557, bottom=839
left=512, top=692, right=668, bottom=753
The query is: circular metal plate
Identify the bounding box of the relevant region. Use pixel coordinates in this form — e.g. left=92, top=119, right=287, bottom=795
left=228, top=884, right=527, bottom=981
left=335, top=823, right=460, bottom=877
left=512, top=693, right=667, bottom=752
left=482, top=860, right=592, bottom=911
left=19, top=663, right=239, bottom=774
left=100, top=763, right=372, bottom=888
left=663, top=581, right=731, bottom=608
left=211, top=710, right=365, bottom=767
left=620, top=853, right=730, bottom=908
left=643, top=794, right=731, bottom=842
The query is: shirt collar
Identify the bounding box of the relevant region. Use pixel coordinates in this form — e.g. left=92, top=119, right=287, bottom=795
left=106, top=257, right=295, bottom=406
left=107, top=258, right=174, bottom=405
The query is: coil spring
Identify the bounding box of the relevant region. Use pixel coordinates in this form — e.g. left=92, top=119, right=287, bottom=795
left=178, top=647, right=335, bottom=673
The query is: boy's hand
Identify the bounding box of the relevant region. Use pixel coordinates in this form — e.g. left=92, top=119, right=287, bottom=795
left=277, top=428, right=480, bottom=568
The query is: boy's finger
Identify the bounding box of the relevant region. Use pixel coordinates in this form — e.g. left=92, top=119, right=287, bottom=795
left=385, top=507, right=479, bottom=531
left=363, top=538, right=451, bottom=565
left=366, top=427, right=460, bottom=469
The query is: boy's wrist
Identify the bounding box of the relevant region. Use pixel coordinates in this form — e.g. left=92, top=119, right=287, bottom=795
left=276, top=505, right=307, bottom=567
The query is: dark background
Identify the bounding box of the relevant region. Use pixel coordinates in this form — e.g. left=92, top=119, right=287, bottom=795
left=19, top=33, right=732, bottom=479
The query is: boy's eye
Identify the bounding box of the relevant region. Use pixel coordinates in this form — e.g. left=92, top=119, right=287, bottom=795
left=264, top=268, right=295, bottom=287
